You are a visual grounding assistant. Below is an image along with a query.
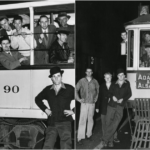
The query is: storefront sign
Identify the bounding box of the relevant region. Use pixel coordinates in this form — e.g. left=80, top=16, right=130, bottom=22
left=137, top=72, right=150, bottom=89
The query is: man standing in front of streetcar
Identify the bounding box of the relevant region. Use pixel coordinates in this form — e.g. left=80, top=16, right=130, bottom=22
left=35, top=66, right=75, bottom=149
left=100, top=68, right=132, bottom=148
left=76, top=67, right=99, bottom=145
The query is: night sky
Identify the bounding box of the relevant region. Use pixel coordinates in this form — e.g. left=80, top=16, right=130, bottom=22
left=76, top=1, right=150, bottom=81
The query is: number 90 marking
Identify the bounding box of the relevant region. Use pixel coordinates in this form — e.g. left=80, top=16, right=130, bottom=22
left=4, top=85, right=19, bottom=93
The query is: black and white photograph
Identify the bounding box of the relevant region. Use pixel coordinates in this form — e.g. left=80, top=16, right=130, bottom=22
left=76, top=1, right=150, bottom=149
left=0, top=0, right=75, bottom=149
left=1, top=0, right=150, bottom=150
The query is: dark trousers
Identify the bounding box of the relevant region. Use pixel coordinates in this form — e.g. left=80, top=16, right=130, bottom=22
left=101, top=114, right=118, bottom=138
left=102, top=105, right=123, bottom=142
left=43, top=121, right=72, bottom=149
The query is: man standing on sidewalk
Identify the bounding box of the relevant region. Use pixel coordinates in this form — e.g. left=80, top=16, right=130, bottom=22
left=96, top=72, right=114, bottom=138
left=100, top=68, right=132, bottom=148
left=76, top=67, right=99, bottom=145
left=35, top=67, right=75, bottom=149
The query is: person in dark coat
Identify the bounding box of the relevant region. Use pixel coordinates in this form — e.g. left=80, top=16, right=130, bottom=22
left=35, top=67, right=75, bottom=149
left=34, top=15, right=56, bottom=64
left=55, top=12, right=74, bottom=51
left=100, top=69, right=132, bottom=148
left=96, top=72, right=114, bottom=138
left=0, top=37, right=28, bottom=70
left=49, top=27, right=71, bottom=64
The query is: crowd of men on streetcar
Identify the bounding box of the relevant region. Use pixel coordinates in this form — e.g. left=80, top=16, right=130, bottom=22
left=0, top=12, right=74, bottom=69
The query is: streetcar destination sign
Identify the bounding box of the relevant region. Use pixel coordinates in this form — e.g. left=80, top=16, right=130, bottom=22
left=136, top=72, right=150, bottom=89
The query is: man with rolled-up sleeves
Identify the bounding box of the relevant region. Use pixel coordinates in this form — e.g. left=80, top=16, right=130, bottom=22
left=76, top=67, right=99, bottom=145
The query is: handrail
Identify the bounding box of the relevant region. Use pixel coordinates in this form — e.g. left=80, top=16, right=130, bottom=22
left=29, top=6, right=34, bottom=65
left=0, top=63, right=75, bottom=70
left=0, top=0, right=75, bottom=11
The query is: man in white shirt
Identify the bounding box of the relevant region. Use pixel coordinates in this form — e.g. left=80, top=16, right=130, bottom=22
left=11, top=15, right=36, bottom=61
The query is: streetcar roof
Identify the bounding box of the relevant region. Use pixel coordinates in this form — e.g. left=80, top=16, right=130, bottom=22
left=0, top=0, right=74, bottom=16
left=125, top=14, right=150, bottom=26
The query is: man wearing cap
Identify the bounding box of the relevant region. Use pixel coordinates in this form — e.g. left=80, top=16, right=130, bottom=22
left=76, top=67, right=99, bottom=145
left=55, top=12, right=71, bottom=28
left=35, top=66, right=74, bottom=149
left=0, top=15, right=29, bottom=39
left=0, top=37, right=28, bottom=70
left=34, top=15, right=56, bottom=64
left=100, top=68, right=132, bottom=148
left=55, top=12, right=74, bottom=52
left=49, top=27, right=71, bottom=64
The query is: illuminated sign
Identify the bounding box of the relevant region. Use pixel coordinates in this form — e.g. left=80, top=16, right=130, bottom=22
left=137, top=72, right=150, bottom=89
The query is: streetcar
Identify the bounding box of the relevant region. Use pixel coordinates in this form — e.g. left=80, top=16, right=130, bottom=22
left=121, top=5, right=150, bottom=149
left=0, top=0, right=75, bottom=149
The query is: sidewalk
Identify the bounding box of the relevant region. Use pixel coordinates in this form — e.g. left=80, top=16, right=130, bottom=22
left=76, top=118, right=133, bottom=149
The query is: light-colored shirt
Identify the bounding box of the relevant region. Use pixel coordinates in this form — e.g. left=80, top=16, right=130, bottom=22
left=42, top=28, right=48, bottom=36
left=106, top=82, right=111, bottom=89
left=76, top=77, right=99, bottom=103
left=6, top=29, right=13, bottom=39
left=11, top=27, right=37, bottom=56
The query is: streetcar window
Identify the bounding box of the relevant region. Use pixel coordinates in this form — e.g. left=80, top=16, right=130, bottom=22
left=34, top=12, right=75, bottom=65
left=140, top=30, right=150, bottom=67
left=127, top=30, right=134, bottom=67
left=0, top=2, right=75, bottom=69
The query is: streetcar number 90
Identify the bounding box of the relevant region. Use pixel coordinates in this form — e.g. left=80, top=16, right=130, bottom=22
left=4, top=85, right=19, bottom=93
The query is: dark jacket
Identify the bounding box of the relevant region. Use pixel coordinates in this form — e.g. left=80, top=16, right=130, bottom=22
left=66, top=25, right=74, bottom=51
left=49, top=40, right=70, bottom=63
left=35, top=83, right=74, bottom=126
left=34, top=25, right=56, bottom=64
left=96, top=83, right=114, bottom=115
left=0, top=51, right=23, bottom=70
left=108, top=80, right=132, bottom=107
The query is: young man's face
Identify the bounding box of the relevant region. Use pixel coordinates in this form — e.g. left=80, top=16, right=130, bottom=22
left=145, top=34, right=150, bottom=42
left=121, top=32, right=127, bottom=41
left=14, top=19, right=22, bottom=31
left=51, top=72, right=62, bottom=85
left=0, top=18, right=10, bottom=31
left=104, top=74, right=112, bottom=83
left=58, top=33, right=68, bottom=43
left=39, top=17, right=48, bottom=30
left=58, top=16, right=68, bottom=27
left=1, top=40, right=10, bottom=51
left=85, top=69, right=93, bottom=77
left=117, top=73, right=125, bottom=81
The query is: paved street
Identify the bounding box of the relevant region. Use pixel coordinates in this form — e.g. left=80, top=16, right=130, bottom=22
left=76, top=109, right=134, bottom=149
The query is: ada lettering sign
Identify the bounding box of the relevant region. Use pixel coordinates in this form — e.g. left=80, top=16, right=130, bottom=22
left=136, top=72, right=150, bottom=89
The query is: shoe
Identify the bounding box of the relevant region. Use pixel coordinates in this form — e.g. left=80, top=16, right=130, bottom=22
left=78, top=140, right=83, bottom=145
left=114, top=138, right=120, bottom=143
left=108, top=141, right=114, bottom=147
left=99, top=140, right=107, bottom=148
left=86, top=136, right=93, bottom=141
